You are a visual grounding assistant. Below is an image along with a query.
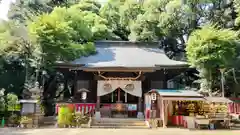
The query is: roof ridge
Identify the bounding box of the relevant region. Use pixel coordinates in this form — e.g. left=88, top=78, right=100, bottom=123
left=95, top=40, right=160, bottom=47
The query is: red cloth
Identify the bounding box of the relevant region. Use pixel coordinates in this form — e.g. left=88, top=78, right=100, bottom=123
left=228, top=103, right=234, bottom=113
left=176, top=116, right=180, bottom=125
left=56, top=103, right=96, bottom=114
left=179, top=115, right=184, bottom=126
left=172, top=116, right=179, bottom=125
left=237, top=104, right=240, bottom=114
left=229, top=98, right=240, bottom=114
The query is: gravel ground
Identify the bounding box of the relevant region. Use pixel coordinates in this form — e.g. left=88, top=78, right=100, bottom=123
left=0, top=128, right=240, bottom=135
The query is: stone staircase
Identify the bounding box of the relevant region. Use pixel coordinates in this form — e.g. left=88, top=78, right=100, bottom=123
left=230, top=120, right=240, bottom=130
left=91, top=118, right=149, bottom=129
left=39, top=116, right=57, bottom=127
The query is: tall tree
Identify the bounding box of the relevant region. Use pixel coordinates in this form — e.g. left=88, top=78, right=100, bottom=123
left=100, top=0, right=129, bottom=40
left=29, top=6, right=96, bottom=67
left=186, top=24, right=239, bottom=95
left=70, top=0, right=111, bottom=40
left=8, top=0, right=80, bottom=23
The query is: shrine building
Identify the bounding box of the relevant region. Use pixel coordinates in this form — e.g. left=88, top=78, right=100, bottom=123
left=56, top=41, right=189, bottom=119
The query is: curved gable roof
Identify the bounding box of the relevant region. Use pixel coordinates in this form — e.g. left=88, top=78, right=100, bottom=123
left=72, top=41, right=187, bottom=68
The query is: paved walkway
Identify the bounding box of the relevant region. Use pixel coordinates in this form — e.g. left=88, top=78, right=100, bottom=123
left=0, top=128, right=240, bottom=135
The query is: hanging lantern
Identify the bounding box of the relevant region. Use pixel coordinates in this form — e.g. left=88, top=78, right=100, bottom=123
left=81, top=91, right=87, bottom=100
left=151, top=93, right=157, bottom=101
left=77, top=88, right=90, bottom=102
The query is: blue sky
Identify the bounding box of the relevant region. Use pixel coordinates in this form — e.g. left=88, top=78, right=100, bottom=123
left=0, top=0, right=15, bottom=20
left=0, top=0, right=107, bottom=20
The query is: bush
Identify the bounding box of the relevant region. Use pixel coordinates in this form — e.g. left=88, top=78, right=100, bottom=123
left=57, top=104, right=74, bottom=127
left=20, top=116, right=32, bottom=124
left=57, top=104, right=90, bottom=128
left=73, top=112, right=89, bottom=126
left=8, top=114, right=19, bottom=125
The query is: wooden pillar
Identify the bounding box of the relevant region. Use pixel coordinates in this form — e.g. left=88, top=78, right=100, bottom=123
left=163, top=69, right=168, bottom=89
left=160, top=98, right=167, bottom=128
left=73, top=71, right=77, bottom=100
left=137, top=96, right=144, bottom=118
left=118, top=88, right=120, bottom=102
left=95, top=80, right=101, bottom=120
left=138, top=97, right=142, bottom=112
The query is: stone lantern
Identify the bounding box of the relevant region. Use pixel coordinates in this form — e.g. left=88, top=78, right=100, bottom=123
left=19, top=82, right=42, bottom=128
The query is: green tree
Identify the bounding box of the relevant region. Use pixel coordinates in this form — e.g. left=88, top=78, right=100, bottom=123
left=129, top=0, right=165, bottom=42
left=100, top=0, right=130, bottom=40
left=0, top=20, right=41, bottom=93
left=29, top=6, right=96, bottom=67
left=7, top=93, right=18, bottom=112
left=8, top=0, right=80, bottom=24
left=186, top=24, right=239, bottom=95
left=70, top=0, right=111, bottom=40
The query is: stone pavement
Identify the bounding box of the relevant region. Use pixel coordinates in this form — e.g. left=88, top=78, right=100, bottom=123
left=0, top=128, right=240, bottom=135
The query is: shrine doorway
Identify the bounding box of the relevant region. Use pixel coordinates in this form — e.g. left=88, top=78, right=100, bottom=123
left=100, top=87, right=138, bottom=104
left=100, top=88, right=138, bottom=118
left=96, top=80, right=143, bottom=119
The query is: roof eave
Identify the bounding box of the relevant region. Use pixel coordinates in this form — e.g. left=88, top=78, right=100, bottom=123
left=82, top=66, right=157, bottom=72
left=54, top=63, right=85, bottom=69
left=154, top=64, right=189, bottom=69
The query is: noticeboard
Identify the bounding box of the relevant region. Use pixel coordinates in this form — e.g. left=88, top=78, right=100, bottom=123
left=21, top=103, right=35, bottom=114
left=127, top=104, right=137, bottom=111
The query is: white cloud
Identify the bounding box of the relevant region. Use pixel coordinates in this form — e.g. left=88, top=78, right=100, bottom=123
left=0, top=0, right=16, bottom=20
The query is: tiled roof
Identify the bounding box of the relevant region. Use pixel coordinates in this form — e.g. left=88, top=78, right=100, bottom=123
left=204, top=97, right=233, bottom=103
left=72, top=42, right=187, bottom=68
left=155, top=89, right=203, bottom=97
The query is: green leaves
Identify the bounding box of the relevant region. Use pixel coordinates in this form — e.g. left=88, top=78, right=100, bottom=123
left=186, top=24, right=239, bottom=95
left=29, top=4, right=100, bottom=67
left=70, top=0, right=111, bottom=40
left=186, top=24, right=238, bottom=69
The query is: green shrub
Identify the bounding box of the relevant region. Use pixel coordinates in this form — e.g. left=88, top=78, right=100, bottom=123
left=20, top=116, right=32, bottom=124
left=8, top=114, right=19, bottom=125
left=57, top=104, right=75, bottom=127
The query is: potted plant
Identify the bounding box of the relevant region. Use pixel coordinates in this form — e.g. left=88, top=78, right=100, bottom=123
left=20, top=116, right=32, bottom=128
left=74, top=112, right=84, bottom=128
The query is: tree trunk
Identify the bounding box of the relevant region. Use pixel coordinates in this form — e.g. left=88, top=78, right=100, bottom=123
left=208, top=69, right=213, bottom=97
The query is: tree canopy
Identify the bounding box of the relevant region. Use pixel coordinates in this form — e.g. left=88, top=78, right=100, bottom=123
left=1, top=0, right=240, bottom=103
left=186, top=25, right=239, bottom=95
left=186, top=25, right=238, bottom=69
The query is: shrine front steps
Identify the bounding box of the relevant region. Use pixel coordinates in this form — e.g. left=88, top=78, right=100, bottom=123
left=91, top=118, right=149, bottom=129
left=39, top=116, right=57, bottom=127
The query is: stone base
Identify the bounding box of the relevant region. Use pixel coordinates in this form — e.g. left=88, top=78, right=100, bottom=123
left=137, top=112, right=144, bottom=119
left=95, top=111, right=101, bottom=121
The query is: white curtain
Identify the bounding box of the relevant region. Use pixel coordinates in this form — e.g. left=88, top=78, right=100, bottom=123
left=97, top=80, right=142, bottom=97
